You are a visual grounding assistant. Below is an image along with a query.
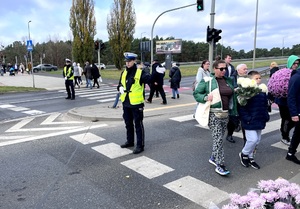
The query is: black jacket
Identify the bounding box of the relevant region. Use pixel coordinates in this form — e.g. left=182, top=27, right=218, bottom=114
left=169, top=66, right=181, bottom=89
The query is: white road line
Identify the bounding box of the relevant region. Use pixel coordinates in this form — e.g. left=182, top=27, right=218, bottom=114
left=0, top=124, right=108, bottom=147
left=79, top=91, right=117, bottom=97
left=121, top=156, right=174, bottom=179
left=97, top=98, right=116, bottom=103
left=0, top=135, right=34, bottom=140
left=41, top=113, right=83, bottom=125
left=0, top=104, right=16, bottom=108
left=92, top=142, right=132, bottom=159
left=88, top=94, right=117, bottom=100
left=164, top=176, right=229, bottom=209
left=22, top=110, right=45, bottom=115
left=271, top=141, right=289, bottom=150
left=70, top=132, right=105, bottom=144
left=170, top=114, right=194, bottom=122
left=7, top=107, right=30, bottom=111
left=7, top=118, right=34, bottom=131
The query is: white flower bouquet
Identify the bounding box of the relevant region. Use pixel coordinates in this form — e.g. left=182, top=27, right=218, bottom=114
left=221, top=178, right=300, bottom=209
left=236, top=77, right=268, bottom=106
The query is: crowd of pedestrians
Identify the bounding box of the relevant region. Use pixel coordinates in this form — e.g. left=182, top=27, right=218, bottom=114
left=193, top=54, right=300, bottom=176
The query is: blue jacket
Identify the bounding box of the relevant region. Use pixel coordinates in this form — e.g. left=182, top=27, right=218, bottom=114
left=238, top=92, right=269, bottom=130
left=288, top=69, right=300, bottom=117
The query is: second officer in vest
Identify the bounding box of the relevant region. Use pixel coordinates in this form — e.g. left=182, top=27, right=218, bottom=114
left=118, top=52, right=151, bottom=154
left=63, top=58, right=75, bottom=100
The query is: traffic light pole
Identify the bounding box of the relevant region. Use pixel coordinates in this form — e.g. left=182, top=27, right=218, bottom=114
left=208, top=0, right=216, bottom=73
left=150, top=3, right=196, bottom=63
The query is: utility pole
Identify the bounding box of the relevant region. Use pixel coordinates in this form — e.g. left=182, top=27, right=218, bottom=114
left=208, top=0, right=216, bottom=72
left=151, top=3, right=196, bottom=63
left=252, top=0, right=259, bottom=70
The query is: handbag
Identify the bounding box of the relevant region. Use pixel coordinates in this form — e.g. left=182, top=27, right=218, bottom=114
left=195, top=79, right=212, bottom=127
left=98, top=77, right=103, bottom=83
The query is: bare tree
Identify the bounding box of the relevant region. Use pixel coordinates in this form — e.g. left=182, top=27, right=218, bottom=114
left=107, top=0, right=136, bottom=70
left=70, top=0, right=96, bottom=66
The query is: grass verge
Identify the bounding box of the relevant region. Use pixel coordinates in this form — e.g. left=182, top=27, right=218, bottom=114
left=0, top=86, right=45, bottom=94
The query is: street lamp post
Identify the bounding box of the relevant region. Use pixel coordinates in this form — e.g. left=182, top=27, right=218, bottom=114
left=140, top=32, right=146, bottom=62
left=28, top=20, right=35, bottom=88
left=252, top=0, right=259, bottom=70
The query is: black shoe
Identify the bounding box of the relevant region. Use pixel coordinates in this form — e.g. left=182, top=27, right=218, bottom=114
left=249, top=158, right=260, bottom=169
left=226, top=136, right=235, bottom=143
left=286, top=153, right=300, bottom=164
left=133, top=147, right=144, bottom=154
left=65, top=97, right=71, bottom=99
left=239, top=152, right=250, bottom=167
left=155, top=95, right=159, bottom=98
left=120, top=142, right=134, bottom=148
left=177, top=94, right=180, bottom=99
left=171, top=97, right=176, bottom=99
left=71, top=97, right=75, bottom=100
left=161, top=102, right=167, bottom=105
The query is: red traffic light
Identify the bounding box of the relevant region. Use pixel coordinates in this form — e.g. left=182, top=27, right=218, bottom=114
left=94, top=41, right=99, bottom=50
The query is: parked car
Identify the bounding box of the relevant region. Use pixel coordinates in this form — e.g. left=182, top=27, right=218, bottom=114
left=94, top=63, right=106, bottom=69
left=33, top=64, right=58, bottom=72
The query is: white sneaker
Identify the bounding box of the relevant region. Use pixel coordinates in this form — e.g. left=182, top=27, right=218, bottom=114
left=281, top=139, right=291, bottom=146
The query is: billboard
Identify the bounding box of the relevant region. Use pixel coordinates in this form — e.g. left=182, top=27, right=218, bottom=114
left=155, top=39, right=182, bottom=54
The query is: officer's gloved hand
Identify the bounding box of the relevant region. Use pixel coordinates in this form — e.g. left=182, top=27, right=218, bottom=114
left=64, top=77, right=67, bottom=80
left=119, top=86, right=125, bottom=94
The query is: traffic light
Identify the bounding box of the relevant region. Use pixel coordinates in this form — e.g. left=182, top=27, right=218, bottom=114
left=94, top=41, right=99, bottom=50
left=197, top=0, right=204, bottom=11
left=206, top=26, right=213, bottom=42
left=206, top=26, right=222, bottom=43
left=100, top=43, right=105, bottom=50
left=213, top=28, right=222, bottom=43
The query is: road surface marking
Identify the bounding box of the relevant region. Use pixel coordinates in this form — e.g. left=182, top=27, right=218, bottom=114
left=170, top=114, right=194, bottom=122
left=0, top=124, right=108, bottom=147
left=164, top=175, right=229, bottom=208
left=22, top=110, right=45, bottom=115
left=41, top=113, right=83, bottom=125
left=121, top=156, right=174, bottom=179
left=71, top=132, right=105, bottom=144
left=92, top=142, right=132, bottom=158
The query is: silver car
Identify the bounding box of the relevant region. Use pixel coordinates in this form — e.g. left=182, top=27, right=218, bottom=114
left=33, top=64, right=58, bottom=72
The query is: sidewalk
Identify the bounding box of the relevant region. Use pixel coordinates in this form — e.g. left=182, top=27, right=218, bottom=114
left=67, top=93, right=196, bottom=122
left=0, top=72, right=65, bottom=90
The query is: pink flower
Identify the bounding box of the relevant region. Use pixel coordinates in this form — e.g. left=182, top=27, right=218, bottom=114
left=274, top=202, right=294, bottom=209
left=268, top=68, right=292, bottom=98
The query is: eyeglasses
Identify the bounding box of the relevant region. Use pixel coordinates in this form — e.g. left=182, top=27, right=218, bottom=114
left=216, top=67, right=226, bottom=71
left=293, top=62, right=299, bottom=65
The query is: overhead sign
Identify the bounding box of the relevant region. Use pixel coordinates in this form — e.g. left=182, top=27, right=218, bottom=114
left=156, top=39, right=182, bottom=54
left=27, top=40, right=33, bottom=52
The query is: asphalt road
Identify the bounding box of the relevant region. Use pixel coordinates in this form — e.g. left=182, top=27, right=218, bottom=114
left=0, top=93, right=299, bottom=209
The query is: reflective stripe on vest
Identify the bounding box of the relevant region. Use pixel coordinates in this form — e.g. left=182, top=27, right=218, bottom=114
left=64, top=66, right=74, bottom=80
left=120, top=69, right=144, bottom=105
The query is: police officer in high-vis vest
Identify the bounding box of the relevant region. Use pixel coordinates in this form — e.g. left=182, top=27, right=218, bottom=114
left=118, top=52, right=151, bottom=154
left=63, top=58, right=75, bottom=100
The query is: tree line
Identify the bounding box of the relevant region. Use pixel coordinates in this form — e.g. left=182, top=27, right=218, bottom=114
left=2, top=38, right=300, bottom=69
left=1, top=0, right=300, bottom=69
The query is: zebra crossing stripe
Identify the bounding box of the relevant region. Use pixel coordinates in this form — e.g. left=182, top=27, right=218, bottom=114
left=164, top=175, right=229, bottom=208
left=70, top=132, right=106, bottom=144
left=121, top=156, right=174, bottom=179
left=92, top=142, right=132, bottom=159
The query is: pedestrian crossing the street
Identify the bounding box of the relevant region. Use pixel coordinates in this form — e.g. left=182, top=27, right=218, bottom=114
left=68, top=108, right=298, bottom=209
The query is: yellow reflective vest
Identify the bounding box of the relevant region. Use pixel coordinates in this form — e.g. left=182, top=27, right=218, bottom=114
left=63, top=66, right=74, bottom=80
left=120, top=69, right=144, bottom=105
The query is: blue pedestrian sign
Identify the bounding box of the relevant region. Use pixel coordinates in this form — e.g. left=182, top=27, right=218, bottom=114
left=27, top=40, right=33, bottom=52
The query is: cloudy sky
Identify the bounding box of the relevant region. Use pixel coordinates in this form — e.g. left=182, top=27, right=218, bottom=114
left=1, top=0, right=299, bottom=52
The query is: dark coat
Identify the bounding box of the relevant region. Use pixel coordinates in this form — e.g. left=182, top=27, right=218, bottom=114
left=169, top=66, right=181, bottom=89
left=238, top=92, right=269, bottom=130
left=91, top=64, right=100, bottom=79
left=151, top=62, right=165, bottom=86
left=288, top=69, right=300, bottom=117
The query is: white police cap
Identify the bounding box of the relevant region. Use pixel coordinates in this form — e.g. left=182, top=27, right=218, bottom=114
left=124, top=52, right=137, bottom=61
left=65, top=58, right=71, bottom=62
